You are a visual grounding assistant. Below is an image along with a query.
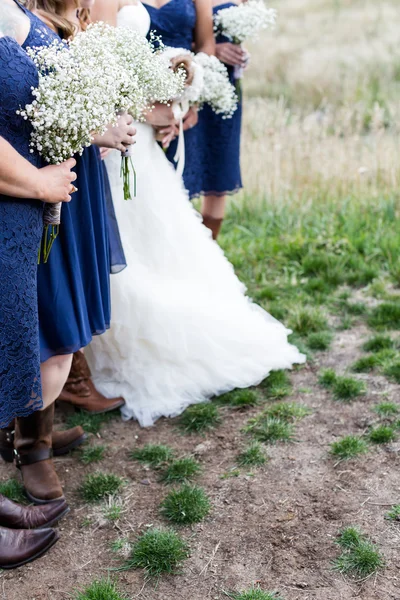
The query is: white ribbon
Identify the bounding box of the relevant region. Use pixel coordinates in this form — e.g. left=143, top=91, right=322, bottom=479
left=172, top=99, right=190, bottom=178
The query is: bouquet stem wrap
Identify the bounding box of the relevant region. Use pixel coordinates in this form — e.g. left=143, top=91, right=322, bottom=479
left=40, top=202, right=62, bottom=263
left=120, top=146, right=136, bottom=201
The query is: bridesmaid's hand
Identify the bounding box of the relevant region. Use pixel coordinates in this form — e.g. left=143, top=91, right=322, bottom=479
left=37, top=159, right=77, bottom=204
left=216, top=42, right=247, bottom=67
left=154, top=124, right=179, bottom=148
left=182, top=106, right=199, bottom=132
left=145, top=103, right=177, bottom=128
left=92, top=113, right=137, bottom=152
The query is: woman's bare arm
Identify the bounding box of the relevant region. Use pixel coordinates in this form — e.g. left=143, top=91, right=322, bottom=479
left=0, top=137, right=76, bottom=203
left=194, top=0, right=215, bottom=55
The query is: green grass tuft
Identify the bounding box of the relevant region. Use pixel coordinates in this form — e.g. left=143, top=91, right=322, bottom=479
left=383, top=359, right=400, bottom=383
left=288, top=306, right=328, bottom=335
left=368, top=302, right=400, bottom=330
left=160, top=484, right=211, bottom=525
left=368, top=425, right=397, bottom=444
left=127, top=527, right=189, bottom=577
left=318, top=368, right=337, bottom=388
left=160, top=456, right=201, bottom=484
left=79, top=472, right=124, bottom=503
left=178, top=403, right=221, bottom=433
left=129, top=444, right=174, bottom=468
left=231, top=589, right=284, bottom=600
left=374, top=402, right=399, bottom=417
left=74, top=578, right=128, bottom=600
left=363, top=335, right=394, bottom=353
left=260, top=370, right=292, bottom=399
left=262, top=402, right=311, bottom=422
left=236, top=442, right=268, bottom=467
left=334, top=527, right=384, bottom=577
left=245, top=416, right=293, bottom=444
left=66, top=411, right=118, bottom=436
left=332, top=376, right=366, bottom=402
left=218, top=389, right=259, bottom=408
left=79, top=445, right=105, bottom=465
left=385, top=505, right=400, bottom=521
left=0, top=479, right=25, bottom=504
left=103, top=499, right=123, bottom=522
left=306, top=331, right=333, bottom=351
left=351, top=355, right=378, bottom=373
left=330, top=436, right=369, bottom=460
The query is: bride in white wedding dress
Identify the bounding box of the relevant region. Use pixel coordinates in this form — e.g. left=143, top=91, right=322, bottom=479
left=87, top=0, right=305, bottom=427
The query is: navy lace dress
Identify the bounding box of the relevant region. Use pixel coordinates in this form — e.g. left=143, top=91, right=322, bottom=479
left=0, top=37, right=44, bottom=426
left=196, top=2, right=243, bottom=197
left=143, top=0, right=202, bottom=198
left=17, top=5, right=112, bottom=362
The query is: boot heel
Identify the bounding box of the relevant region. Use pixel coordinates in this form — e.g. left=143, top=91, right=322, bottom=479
left=0, top=449, right=15, bottom=463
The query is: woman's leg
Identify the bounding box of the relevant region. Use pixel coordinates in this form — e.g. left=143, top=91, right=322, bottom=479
left=40, top=354, right=73, bottom=409
left=201, top=195, right=227, bottom=240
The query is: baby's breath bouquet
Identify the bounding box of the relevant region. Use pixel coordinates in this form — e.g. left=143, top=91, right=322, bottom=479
left=161, top=48, right=237, bottom=174
left=214, top=0, right=276, bottom=79
left=19, top=37, right=121, bottom=260
left=73, top=23, right=185, bottom=199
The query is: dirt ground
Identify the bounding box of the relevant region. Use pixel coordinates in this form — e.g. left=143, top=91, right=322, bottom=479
left=1, top=325, right=400, bottom=600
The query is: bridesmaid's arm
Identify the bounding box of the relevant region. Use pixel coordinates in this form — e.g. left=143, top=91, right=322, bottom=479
left=0, top=137, right=76, bottom=203
left=194, top=0, right=215, bottom=55
left=89, top=0, right=119, bottom=26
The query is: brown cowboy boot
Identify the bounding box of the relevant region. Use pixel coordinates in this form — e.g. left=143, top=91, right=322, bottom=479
left=0, top=526, right=58, bottom=569
left=57, top=351, right=125, bottom=415
left=0, top=422, right=87, bottom=463
left=202, top=215, right=223, bottom=240
left=0, top=494, right=69, bottom=529
left=14, top=404, right=64, bottom=505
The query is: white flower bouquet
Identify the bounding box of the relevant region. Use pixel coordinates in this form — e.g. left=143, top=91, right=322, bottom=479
left=19, top=37, right=121, bottom=260
left=72, top=23, right=185, bottom=199
left=214, top=0, right=276, bottom=79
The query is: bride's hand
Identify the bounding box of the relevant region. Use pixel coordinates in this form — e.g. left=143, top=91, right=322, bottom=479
left=145, top=103, right=177, bottom=128
left=154, top=124, right=179, bottom=148
left=92, top=112, right=136, bottom=152
left=216, top=42, right=247, bottom=67
left=182, top=106, right=198, bottom=132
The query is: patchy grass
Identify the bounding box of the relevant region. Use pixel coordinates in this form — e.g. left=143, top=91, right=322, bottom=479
left=334, top=527, right=385, bottom=577
left=0, top=478, right=26, bottom=504
left=73, top=578, right=128, bottom=600
left=318, top=369, right=337, bottom=388
left=103, top=499, right=124, bottom=523
left=160, top=457, right=201, bottom=484
left=79, top=445, right=106, bottom=465
left=236, top=442, right=268, bottom=468
left=385, top=505, right=400, bottom=521
left=368, top=425, right=397, bottom=444
left=218, top=389, right=259, bottom=408
left=306, top=331, right=333, bottom=351
left=66, top=411, right=118, bottom=436
left=130, top=444, right=174, bottom=468
left=368, top=303, right=400, bottom=330
left=374, top=402, right=399, bottom=417
left=351, top=355, right=378, bottom=373
left=288, top=306, right=328, bottom=336
left=363, top=335, right=395, bottom=353
left=260, top=370, right=292, bottom=399
left=178, top=403, right=221, bottom=433
left=79, top=472, right=124, bottom=504
left=383, top=359, right=400, bottom=383
left=333, top=376, right=367, bottom=402
left=160, top=484, right=211, bottom=525
left=330, top=436, right=369, bottom=461
left=245, top=416, right=294, bottom=444
left=127, top=528, right=189, bottom=577
left=262, top=402, right=311, bottom=422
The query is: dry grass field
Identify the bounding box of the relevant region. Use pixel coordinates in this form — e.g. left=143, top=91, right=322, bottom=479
left=1, top=1, right=400, bottom=599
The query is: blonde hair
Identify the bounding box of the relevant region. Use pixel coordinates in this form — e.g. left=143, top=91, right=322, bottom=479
left=25, top=0, right=91, bottom=39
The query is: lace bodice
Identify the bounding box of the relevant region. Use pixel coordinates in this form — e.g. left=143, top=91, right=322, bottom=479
left=118, top=2, right=151, bottom=35
left=143, top=0, right=196, bottom=50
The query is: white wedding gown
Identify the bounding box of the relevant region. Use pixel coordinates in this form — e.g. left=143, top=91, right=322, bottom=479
left=87, top=2, right=305, bottom=427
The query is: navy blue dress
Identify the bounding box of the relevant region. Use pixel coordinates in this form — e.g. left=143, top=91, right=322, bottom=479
left=16, top=6, right=112, bottom=363
left=144, top=0, right=202, bottom=198
left=0, top=35, right=44, bottom=426
left=196, top=2, right=243, bottom=197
